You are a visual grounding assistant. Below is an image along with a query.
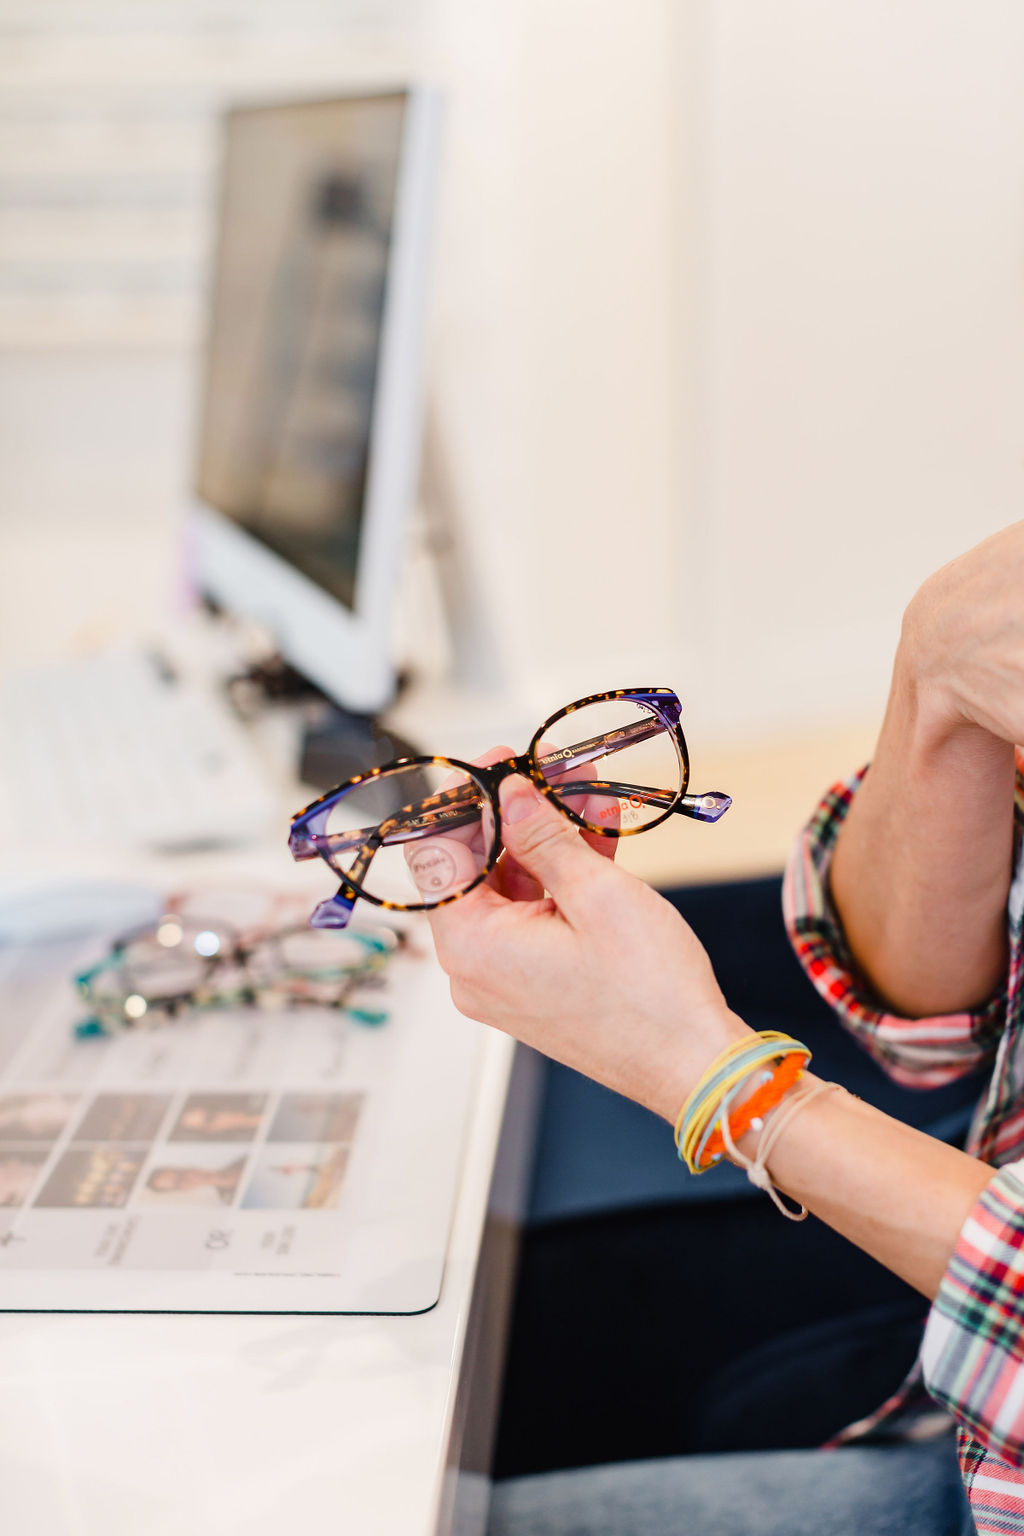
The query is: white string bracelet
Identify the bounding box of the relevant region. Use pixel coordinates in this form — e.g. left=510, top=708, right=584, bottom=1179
left=721, top=1079, right=844, bottom=1221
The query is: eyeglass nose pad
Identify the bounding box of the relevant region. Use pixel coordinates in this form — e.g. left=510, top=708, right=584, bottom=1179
left=310, top=887, right=357, bottom=930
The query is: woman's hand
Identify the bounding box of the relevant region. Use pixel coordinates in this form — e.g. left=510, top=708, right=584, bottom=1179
left=427, top=770, right=751, bottom=1122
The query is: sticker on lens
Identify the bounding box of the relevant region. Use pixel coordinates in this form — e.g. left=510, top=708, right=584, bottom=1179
left=408, top=844, right=460, bottom=895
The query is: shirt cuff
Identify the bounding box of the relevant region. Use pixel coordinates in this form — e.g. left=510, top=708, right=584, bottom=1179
left=782, top=763, right=1006, bottom=1088
left=923, top=1163, right=1024, bottom=1466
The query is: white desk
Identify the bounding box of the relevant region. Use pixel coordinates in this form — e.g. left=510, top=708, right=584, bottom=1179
left=0, top=585, right=541, bottom=1533
left=0, top=1021, right=539, bottom=1536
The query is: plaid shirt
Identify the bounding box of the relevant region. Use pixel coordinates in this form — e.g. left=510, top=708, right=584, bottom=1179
left=782, top=753, right=1024, bottom=1536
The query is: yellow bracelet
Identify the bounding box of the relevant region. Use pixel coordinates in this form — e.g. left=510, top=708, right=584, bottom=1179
left=673, top=1031, right=797, bottom=1143
left=674, top=1031, right=811, bottom=1174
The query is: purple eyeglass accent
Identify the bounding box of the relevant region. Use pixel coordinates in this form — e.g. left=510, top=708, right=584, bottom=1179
left=310, top=888, right=356, bottom=930
left=630, top=691, right=683, bottom=728
left=686, top=791, right=732, bottom=823
left=288, top=827, right=321, bottom=861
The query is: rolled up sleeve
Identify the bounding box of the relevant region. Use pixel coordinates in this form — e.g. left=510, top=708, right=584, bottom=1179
left=782, top=765, right=1007, bottom=1089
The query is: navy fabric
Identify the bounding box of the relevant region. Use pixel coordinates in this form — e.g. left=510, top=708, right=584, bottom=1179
left=493, top=1196, right=929, bottom=1476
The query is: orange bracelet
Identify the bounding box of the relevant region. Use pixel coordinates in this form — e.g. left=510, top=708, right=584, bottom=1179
left=699, top=1051, right=807, bottom=1166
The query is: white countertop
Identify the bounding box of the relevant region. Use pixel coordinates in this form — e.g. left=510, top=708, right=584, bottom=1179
left=0, top=636, right=524, bottom=1534
left=0, top=1025, right=516, bottom=1536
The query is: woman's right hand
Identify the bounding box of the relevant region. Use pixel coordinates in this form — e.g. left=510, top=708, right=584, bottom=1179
left=426, top=771, right=752, bottom=1124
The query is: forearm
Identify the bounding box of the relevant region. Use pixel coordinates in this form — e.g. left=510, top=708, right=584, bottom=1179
left=829, top=642, right=1015, bottom=1016
left=726, top=1073, right=993, bottom=1298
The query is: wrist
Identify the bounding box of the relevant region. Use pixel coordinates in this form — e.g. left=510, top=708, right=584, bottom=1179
left=725, top=1070, right=819, bottom=1167
left=650, top=1010, right=753, bottom=1126
left=673, top=1028, right=810, bottom=1177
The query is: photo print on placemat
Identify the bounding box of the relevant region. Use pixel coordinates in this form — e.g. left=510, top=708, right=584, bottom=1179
left=72, top=1093, right=172, bottom=1142
left=35, top=1145, right=147, bottom=1208
left=167, top=1092, right=268, bottom=1143
left=0, top=1148, right=50, bottom=1208
left=135, top=1144, right=249, bottom=1209
left=0, top=1093, right=80, bottom=1141
left=266, top=1092, right=364, bottom=1144
left=241, top=1143, right=350, bottom=1211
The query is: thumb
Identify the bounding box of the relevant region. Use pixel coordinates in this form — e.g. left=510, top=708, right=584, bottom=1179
left=498, top=774, right=607, bottom=918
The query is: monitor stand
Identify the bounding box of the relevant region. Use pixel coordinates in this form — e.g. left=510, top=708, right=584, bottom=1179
left=222, top=650, right=420, bottom=789
left=298, top=703, right=419, bottom=790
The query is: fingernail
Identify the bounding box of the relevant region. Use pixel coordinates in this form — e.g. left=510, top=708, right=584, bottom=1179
left=501, top=778, right=541, bottom=823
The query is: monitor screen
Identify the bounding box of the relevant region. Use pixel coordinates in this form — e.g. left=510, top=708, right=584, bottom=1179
left=196, top=94, right=407, bottom=613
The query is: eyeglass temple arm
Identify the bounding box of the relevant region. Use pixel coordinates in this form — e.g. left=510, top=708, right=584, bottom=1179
left=667, top=789, right=731, bottom=822
left=689, top=792, right=731, bottom=822
left=533, top=715, right=674, bottom=775
left=531, top=781, right=732, bottom=824
left=305, top=782, right=731, bottom=863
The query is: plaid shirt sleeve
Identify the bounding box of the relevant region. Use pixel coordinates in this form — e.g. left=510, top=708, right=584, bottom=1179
left=923, top=1163, right=1024, bottom=1467
left=781, top=763, right=1008, bottom=1088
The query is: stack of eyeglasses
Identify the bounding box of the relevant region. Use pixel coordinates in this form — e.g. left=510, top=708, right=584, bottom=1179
left=288, top=687, right=732, bottom=930
left=74, top=913, right=401, bottom=1038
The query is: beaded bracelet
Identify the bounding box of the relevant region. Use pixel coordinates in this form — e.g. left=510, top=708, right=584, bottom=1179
left=675, top=1031, right=811, bottom=1175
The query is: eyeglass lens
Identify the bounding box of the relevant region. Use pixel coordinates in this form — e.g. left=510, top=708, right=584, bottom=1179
left=322, top=760, right=495, bottom=910
left=82, top=917, right=233, bottom=1027
left=246, top=927, right=393, bottom=982
left=535, top=698, right=685, bottom=834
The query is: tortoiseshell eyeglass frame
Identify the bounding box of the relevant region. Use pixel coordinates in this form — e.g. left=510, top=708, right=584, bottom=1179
left=288, top=687, right=732, bottom=930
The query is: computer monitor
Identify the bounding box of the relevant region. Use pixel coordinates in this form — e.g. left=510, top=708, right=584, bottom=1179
left=192, top=87, right=441, bottom=715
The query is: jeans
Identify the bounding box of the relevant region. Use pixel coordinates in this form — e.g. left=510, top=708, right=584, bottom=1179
left=488, top=1433, right=973, bottom=1536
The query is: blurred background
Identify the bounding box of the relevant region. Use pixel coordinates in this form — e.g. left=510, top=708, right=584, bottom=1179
left=1, top=0, right=1022, bottom=879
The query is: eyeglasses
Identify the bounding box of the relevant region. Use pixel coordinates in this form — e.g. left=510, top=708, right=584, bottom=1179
left=288, top=686, right=731, bottom=930
left=74, top=912, right=400, bottom=1037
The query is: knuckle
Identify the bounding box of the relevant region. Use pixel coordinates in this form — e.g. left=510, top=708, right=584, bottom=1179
left=472, top=743, right=514, bottom=769
left=517, top=809, right=573, bottom=858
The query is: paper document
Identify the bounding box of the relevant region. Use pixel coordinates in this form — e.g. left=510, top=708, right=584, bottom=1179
left=0, top=889, right=480, bottom=1313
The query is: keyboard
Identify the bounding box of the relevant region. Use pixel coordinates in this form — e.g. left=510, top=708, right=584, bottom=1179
left=0, top=649, right=278, bottom=853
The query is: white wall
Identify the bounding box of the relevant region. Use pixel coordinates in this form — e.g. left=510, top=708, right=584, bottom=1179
left=420, top=0, right=684, bottom=703
left=2, top=0, right=1023, bottom=751
left=681, top=0, right=1024, bottom=739
left=425, top=0, right=1024, bottom=742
